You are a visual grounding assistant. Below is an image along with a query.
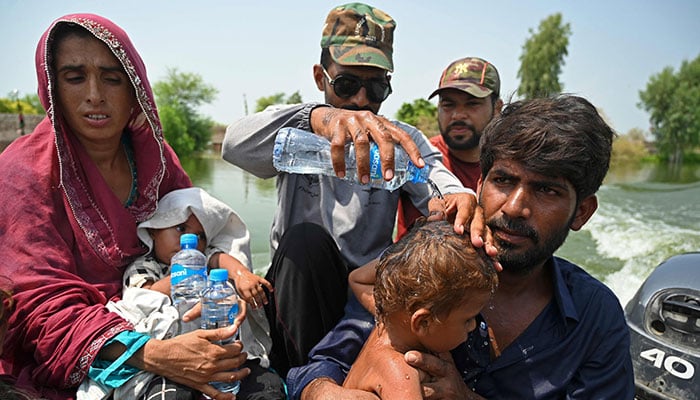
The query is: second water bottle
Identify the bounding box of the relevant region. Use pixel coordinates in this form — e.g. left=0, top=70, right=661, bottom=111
left=201, top=268, right=241, bottom=395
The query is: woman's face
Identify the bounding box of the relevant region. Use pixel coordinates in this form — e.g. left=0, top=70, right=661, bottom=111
left=53, top=33, right=135, bottom=146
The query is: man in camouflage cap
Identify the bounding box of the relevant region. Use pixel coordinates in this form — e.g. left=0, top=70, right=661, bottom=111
left=312, top=2, right=399, bottom=112
left=428, top=56, right=501, bottom=99
left=321, top=2, right=395, bottom=71
left=223, top=3, right=483, bottom=383
left=397, top=57, right=503, bottom=239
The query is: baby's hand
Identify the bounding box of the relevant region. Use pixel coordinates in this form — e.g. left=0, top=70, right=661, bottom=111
left=233, top=270, right=273, bottom=310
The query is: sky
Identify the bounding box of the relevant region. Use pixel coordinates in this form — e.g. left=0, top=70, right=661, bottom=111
left=1, top=1, right=698, bottom=135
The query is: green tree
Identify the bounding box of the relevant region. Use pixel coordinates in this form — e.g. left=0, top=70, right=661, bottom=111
left=612, top=127, right=651, bottom=166
left=517, top=13, right=572, bottom=99
left=287, top=91, right=303, bottom=105
left=22, top=94, right=44, bottom=114
left=158, top=104, right=192, bottom=154
left=638, top=54, right=700, bottom=164
left=0, top=99, right=18, bottom=113
left=0, top=93, right=44, bottom=114
left=395, top=98, right=438, bottom=137
left=153, top=68, right=217, bottom=157
left=255, top=93, right=285, bottom=112
left=255, top=91, right=303, bottom=112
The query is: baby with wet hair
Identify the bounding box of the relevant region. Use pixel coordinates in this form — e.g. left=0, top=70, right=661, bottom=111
left=345, top=219, right=498, bottom=399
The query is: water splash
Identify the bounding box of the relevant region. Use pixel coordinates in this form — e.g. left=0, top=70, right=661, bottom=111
left=576, top=183, right=700, bottom=307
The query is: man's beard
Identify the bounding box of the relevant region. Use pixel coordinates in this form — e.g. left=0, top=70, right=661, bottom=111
left=440, top=121, right=481, bottom=150
left=487, top=215, right=571, bottom=275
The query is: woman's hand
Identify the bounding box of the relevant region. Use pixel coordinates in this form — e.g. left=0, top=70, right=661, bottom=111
left=138, top=325, right=251, bottom=399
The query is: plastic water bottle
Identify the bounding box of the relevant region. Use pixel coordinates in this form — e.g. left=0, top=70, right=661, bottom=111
left=170, top=233, right=207, bottom=333
left=201, top=269, right=241, bottom=395
left=273, top=127, right=430, bottom=191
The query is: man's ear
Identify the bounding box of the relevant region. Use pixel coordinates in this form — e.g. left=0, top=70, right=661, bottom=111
left=313, top=64, right=325, bottom=91
left=570, top=195, right=598, bottom=231
left=410, top=308, right=433, bottom=336
left=493, top=98, right=504, bottom=116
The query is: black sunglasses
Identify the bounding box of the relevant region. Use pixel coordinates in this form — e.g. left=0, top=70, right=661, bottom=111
left=322, top=68, right=393, bottom=103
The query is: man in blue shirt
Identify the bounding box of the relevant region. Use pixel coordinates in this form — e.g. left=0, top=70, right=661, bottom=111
left=288, top=95, right=635, bottom=399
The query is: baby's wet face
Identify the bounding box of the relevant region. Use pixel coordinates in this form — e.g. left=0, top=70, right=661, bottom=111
left=421, top=289, right=492, bottom=354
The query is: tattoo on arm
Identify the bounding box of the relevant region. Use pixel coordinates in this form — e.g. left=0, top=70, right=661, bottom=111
left=322, top=108, right=338, bottom=127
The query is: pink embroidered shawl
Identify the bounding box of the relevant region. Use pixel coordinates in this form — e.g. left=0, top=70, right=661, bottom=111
left=0, top=14, right=191, bottom=398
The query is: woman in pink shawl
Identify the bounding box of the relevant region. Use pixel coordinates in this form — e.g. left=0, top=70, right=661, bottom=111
left=0, top=14, right=247, bottom=399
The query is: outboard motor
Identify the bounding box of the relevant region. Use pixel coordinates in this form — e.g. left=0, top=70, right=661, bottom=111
left=625, top=252, right=700, bottom=399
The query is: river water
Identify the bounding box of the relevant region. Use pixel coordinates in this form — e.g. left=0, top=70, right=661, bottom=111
left=183, top=155, right=700, bottom=309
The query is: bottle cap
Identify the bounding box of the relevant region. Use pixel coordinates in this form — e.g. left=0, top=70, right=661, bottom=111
left=209, top=268, right=229, bottom=282
left=180, top=233, right=199, bottom=249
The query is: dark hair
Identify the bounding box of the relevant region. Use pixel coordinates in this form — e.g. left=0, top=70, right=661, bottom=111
left=479, top=94, right=615, bottom=200
left=320, top=47, right=332, bottom=70
left=489, top=92, right=500, bottom=108
left=374, top=219, right=498, bottom=324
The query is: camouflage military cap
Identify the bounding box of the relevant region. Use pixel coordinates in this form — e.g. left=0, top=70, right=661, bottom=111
left=321, top=3, right=395, bottom=72
left=428, top=57, right=500, bottom=99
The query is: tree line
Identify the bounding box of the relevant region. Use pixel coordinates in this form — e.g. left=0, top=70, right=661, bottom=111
left=396, top=13, right=699, bottom=165
left=2, top=13, right=698, bottom=164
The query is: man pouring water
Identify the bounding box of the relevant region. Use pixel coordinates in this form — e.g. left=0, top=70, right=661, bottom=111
left=221, top=2, right=490, bottom=379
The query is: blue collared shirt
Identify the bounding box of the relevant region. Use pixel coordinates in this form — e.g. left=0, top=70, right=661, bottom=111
left=287, top=256, right=635, bottom=399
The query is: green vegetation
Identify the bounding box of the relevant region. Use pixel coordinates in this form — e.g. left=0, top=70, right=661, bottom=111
left=255, top=91, right=303, bottom=113
left=611, top=128, right=653, bottom=166
left=638, top=54, right=700, bottom=165
left=517, top=13, right=572, bottom=99
left=395, top=98, right=438, bottom=137
left=4, top=29, right=698, bottom=169
left=153, top=68, right=217, bottom=157
left=0, top=92, right=43, bottom=114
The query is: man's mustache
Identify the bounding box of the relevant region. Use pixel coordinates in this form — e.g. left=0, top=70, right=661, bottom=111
left=446, top=121, right=475, bottom=134
left=487, top=216, right=539, bottom=243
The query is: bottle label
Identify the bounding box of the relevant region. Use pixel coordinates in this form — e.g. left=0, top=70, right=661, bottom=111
left=369, top=143, right=382, bottom=179
left=228, top=303, right=240, bottom=323
left=171, top=263, right=206, bottom=286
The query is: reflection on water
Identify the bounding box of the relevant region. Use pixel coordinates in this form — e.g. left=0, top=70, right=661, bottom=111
left=185, top=156, right=700, bottom=307
left=606, top=161, right=700, bottom=184
left=182, top=155, right=277, bottom=271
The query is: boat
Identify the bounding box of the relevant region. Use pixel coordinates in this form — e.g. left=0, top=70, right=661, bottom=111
left=625, top=252, right=700, bottom=399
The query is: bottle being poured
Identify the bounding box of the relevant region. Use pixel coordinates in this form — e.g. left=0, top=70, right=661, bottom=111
left=272, top=127, right=430, bottom=191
